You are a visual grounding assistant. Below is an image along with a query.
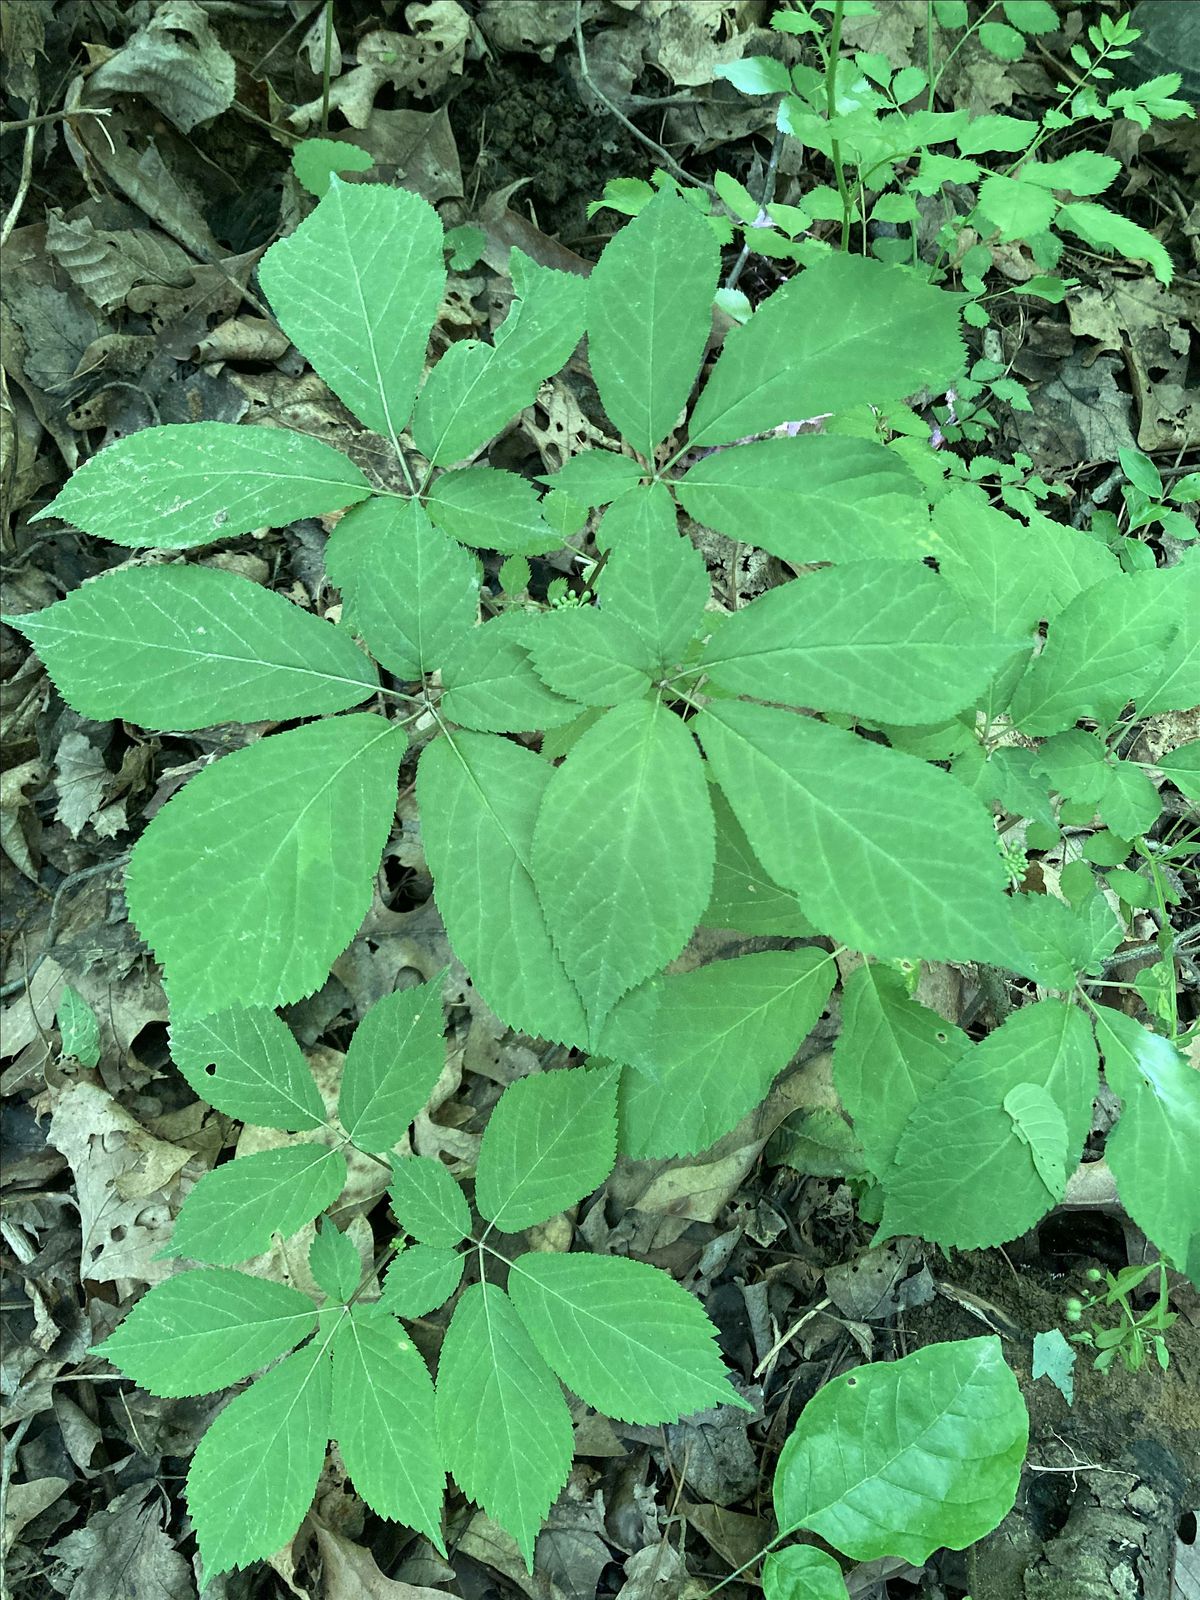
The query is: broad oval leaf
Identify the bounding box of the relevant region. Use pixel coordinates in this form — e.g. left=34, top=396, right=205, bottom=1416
left=259, top=179, right=445, bottom=442
left=533, top=700, right=714, bottom=1035
left=595, top=484, right=709, bottom=667
left=475, top=1066, right=619, bottom=1233
left=381, top=1244, right=464, bottom=1318
left=773, top=1337, right=1027, bottom=1564
left=389, top=1156, right=471, bottom=1247
left=187, top=1342, right=331, bottom=1582
left=764, top=1548, right=849, bottom=1600
left=169, top=1144, right=348, bottom=1265
left=31, top=423, right=371, bottom=549
left=440, top=613, right=584, bottom=733
left=521, top=607, right=656, bottom=707
left=126, top=715, right=406, bottom=1017
left=10, top=565, right=377, bottom=729
left=338, top=979, right=447, bottom=1154
left=586, top=188, right=720, bottom=458
left=507, top=1251, right=746, bottom=1424
left=170, top=1006, right=327, bottom=1131
left=96, top=1267, right=317, bottom=1396
left=426, top=467, right=562, bottom=555
left=436, top=1283, right=574, bottom=1568
left=332, top=1305, right=446, bottom=1553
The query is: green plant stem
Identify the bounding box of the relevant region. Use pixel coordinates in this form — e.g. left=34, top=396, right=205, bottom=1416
left=824, top=0, right=853, bottom=252
left=320, top=0, right=334, bottom=136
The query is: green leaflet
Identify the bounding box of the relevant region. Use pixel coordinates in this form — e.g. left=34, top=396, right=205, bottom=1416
left=532, top=700, right=714, bottom=1035
left=773, top=1338, right=1027, bottom=1564
left=834, top=963, right=968, bottom=1180
left=290, top=136, right=373, bottom=197
left=30, top=423, right=371, bottom=549
left=332, top=1306, right=446, bottom=1552
left=417, top=731, right=588, bottom=1046
left=1137, top=549, right=1200, bottom=716
left=187, top=1342, right=331, bottom=1582
left=521, top=606, right=656, bottom=706
left=388, top=1156, right=471, bottom=1247
left=413, top=249, right=586, bottom=465
left=474, top=1066, right=619, bottom=1232
left=703, top=785, right=816, bottom=937
left=878, top=1001, right=1097, bottom=1248
left=309, top=1222, right=362, bottom=1301
left=169, top=1007, right=327, bottom=1131
left=1095, top=1010, right=1200, bottom=1283
left=537, top=450, right=645, bottom=506
left=698, top=561, right=1019, bottom=722
left=594, top=484, right=709, bottom=667
left=435, top=1283, right=574, bottom=1568
left=610, top=951, right=835, bottom=1160
left=1055, top=201, right=1174, bottom=286
left=326, top=497, right=479, bottom=680
left=381, top=1244, right=464, bottom=1318
left=677, top=436, right=935, bottom=564
left=687, top=254, right=964, bottom=448
left=507, top=1251, right=748, bottom=1424
left=337, top=979, right=447, bottom=1154
left=1003, top=1082, right=1069, bottom=1197
left=127, top=715, right=406, bottom=1017
left=1099, top=761, right=1161, bottom=838
left=9, top=565, right=377, bottom=730
left=425, top=467, right=562, bottom=555
left=169, top=1144, right=348, bottom=1265
left=56, top=984, right=99, bottom=1067
left=440, top=612, right=584, bottom=732
left=586, top=188, right=720, bottom=457
left=764, top=1547, right=849, bottom=1600
left=1005, top=892, right=1122, bottom=990
left=698, top=702, right=1025, bottom=969
left=1153, top=739, right=1200, bottom=801
left=259, top=179, right=445, bottom=443
left=95, top=1268, right=317, bottom=1397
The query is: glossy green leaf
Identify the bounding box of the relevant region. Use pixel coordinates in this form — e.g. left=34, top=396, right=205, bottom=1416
left=309, top=1222, right=361, bottom=1301
left=96, top=1268, right=317, bottom=1396
left=594, top=484, right=709, bottom=667
left=127, top=715, right=405, bottom=1017
left=389, top=1156, right=470, bottom=1247
left=259, top=179, right=444, bottom=441
left=763, top=1547, right=849, bottom=1600
left=381, top=1245, right=463, bottom=1318
left=702, top=785, right=816, bottom=937
left=170, top=1007, right=326, bottom=1131
left=441, top=613, right=583, bottom=732
left=521, top=607, right=655, bottom=706
left=425, top=467, right=561, bottom=555
left=31, top=423, right=371, bottom=549
left=773, top=1338, right=1027, bottom=1563
left=169, top=1144, right=348, bottom=1265
left=338, top=980, right=447, bottom=1154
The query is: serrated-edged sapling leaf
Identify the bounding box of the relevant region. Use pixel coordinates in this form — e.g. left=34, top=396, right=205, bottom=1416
left=1003, top=892, right=1122, bottom=990
left=95, top=1268, right=317, bottom=1396
left=170, top=1007, right=327, bottom=1131
left=1032, top=1328, right=1076, bottom=1406
left=441, top=612, right=584, bottom=733
left=259, top=179, right=445, bottom=445
left=507, top=1251, right=750, bottom=1424
left=773, top=1337, right=1027, bottom=1564
left=1099, top=760, right=1161, bottom=839
left=1054, top=201, right=1174, bottom=286
left=763, top=1547, right=849, bottom=1600
left=381, top=1245, right=464, bottom=1318
left=703, top=785, right=816, bottom=937
left=586, top=188, right=720, bottom=458
left=425, top=467, right=563, bottom=555
left=56, top=983, right=100, bottom=1067
left=326, top=497, right=479, bottom=680
left=332, top=1306, right=446, bottom=1552
left=1153, top=739, right=1200, bottom=800
left=127, top=715, right=406, bottom=1018
left=521, top=606, right=656, bottom=706
left=677, top=436, right=936, bottom=565
left=168, top=1144, right=347, bottom=1265
left=8, top=565, right=377, bottom=730
left=594, top=484, right=709, bottom=667
left=291, top=136, right=373, bottom=197
left=475, top=1066, right=619, bottom=1232
left=436, top=1282, right=575, bottom=1569
left=417, top=731, right=588, bottom=1047
left=187, top=1341, right=331, bottom=1584
left=337, top=977, right=448, bottom=1153
left=30, top=423, right=372, bottom=549
left=389, top=1156, right=470, bottom=1247
left=309, top=1221, right=361, bottom=1302
left=537, top=450, right=645, bottom=506
left=533, top=699, right=714, bottom=1036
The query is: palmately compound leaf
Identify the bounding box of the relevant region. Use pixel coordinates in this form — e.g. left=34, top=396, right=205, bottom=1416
left=169, top=1007, right=327, bottom=1131
left=533, top=700, right=714, bottom=1037
left=440, top=612, right=584, bottom=733
left=834, top=965, right=967, bottom=1180
left=677, top=436, right=935, bottom=565
left=96, top=1268, right=317, bottom=1397
left=332, top=1305, right=446, bottom=1553
left=698, top=702, right=1026, bottom=969
left=877, top=1001, right=1097, bottom=1249
left=381, top=1244, right=464, bottom=1318
left=610, top=951, right=835, bottom=1160
left=169, top=1144, right=348, bottom=1265
left=337, top=978, right=447, bottom=1154
left=326, top=497, right=479, bottom=680
left=702, top=786, right=815, bottom=937
left=127, top=715, right=405, bottom=1017
left=1094, top=1009, right=1200, bottom=1282
left=425, top=466, right=563, bottom=555
left=413, top=249, right=586, bottom=465
left=187, top=1342, right=332, bottom=1583
left=507, top=1251, right=748, bottom=1425
left=259, top=179, right=444, bottom=444
left=417, top=732, right=588, bottom=1046
left=56, top=984, right=100, bottom=1068
left=309, top=1221, right=362, bottom=1301
left=436, top=1283, right=575, bottom=1569
left=697, top=561, right=1018, bottom=723
left=687, top=255, right=964, bottom=448
left=388, top=1156, right=471, bottom=1247
left=763, top=1547, right=849, bottom=1600
left=594, top=484, right=709, bottom=667
left=30, top=423, right=371, bottom=549
left=1003, top=1082, right=1068, bottom=1198
left=773, top=1337, right=1027, bottom=1565
left=521, top=607, right=656, bottom=707
left=475, top=1066, right=619, bottom=1233
left=586, top=187, right=720, bottom=458
left=9, top=565, right=377, bottom=730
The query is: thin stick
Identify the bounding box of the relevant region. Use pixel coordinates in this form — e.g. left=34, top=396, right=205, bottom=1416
left=1, top=106, right=110, bottom=135
left=1, top=99, right=38, bottom=248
